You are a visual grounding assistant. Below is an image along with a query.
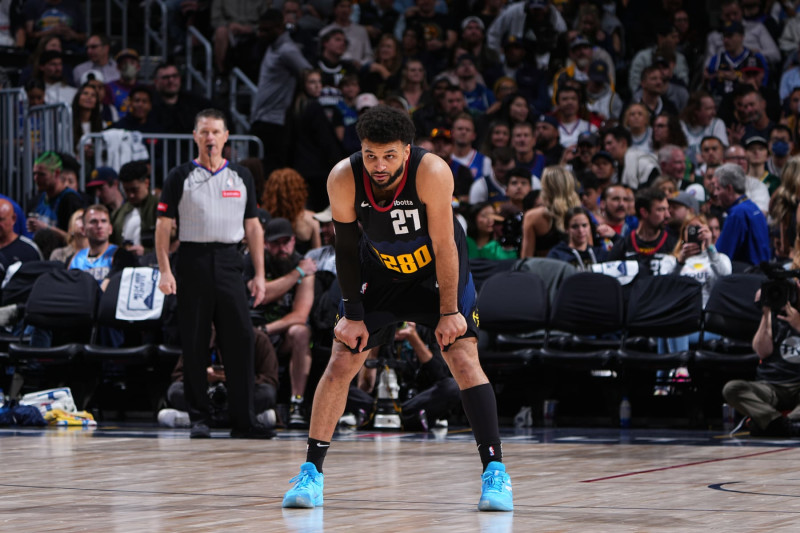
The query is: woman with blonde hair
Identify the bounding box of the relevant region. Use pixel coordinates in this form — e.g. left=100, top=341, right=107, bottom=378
left=622, top=103, right=652, bottom=153
left=769, top=156, right=800, bottom=260
left=262, top=168, right=321, bottom=254
left=49, top=208, right=87, bottom=264
left=520, top=166, right=581, bottom=257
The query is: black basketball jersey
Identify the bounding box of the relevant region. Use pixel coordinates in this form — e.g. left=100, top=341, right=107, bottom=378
left=350, top=146, right=465, bottom=279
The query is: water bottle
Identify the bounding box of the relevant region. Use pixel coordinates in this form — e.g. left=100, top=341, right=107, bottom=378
left=619, top=396, right=631, bottom=428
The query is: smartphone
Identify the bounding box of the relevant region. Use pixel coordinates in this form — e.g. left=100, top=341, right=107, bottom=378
left=686, top=225, right=700, bottom=244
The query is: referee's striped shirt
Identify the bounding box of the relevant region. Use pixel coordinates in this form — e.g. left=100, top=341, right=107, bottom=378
left=158, top=160, right=257, bottom=243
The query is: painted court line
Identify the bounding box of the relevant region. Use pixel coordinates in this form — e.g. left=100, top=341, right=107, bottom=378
left=581, top=447, right=793, bottom=483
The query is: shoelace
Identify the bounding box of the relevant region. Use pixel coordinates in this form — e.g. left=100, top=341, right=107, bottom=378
left=289, top=470, right=318, bottom=488
left=481, top=470, right=508, bottom=492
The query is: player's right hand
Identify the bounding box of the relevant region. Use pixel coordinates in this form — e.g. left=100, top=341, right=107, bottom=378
left=158, top=270, right=177, bottom=295
left=334, top=317, right=369, bottom=353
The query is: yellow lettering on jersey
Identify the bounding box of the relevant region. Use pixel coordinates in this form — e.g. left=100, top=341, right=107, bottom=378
left=472, top=309, right=479, bottom=327
left=376, top=244, right=432, bottom=274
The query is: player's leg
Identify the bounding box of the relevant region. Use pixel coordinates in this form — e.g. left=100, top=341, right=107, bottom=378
left=442, top=337, right=513, bottom=512
left=282, top=341, right=369, bottom=508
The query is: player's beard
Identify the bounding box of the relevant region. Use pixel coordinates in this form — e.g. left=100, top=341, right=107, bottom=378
left=368, top=160, right=405, bottom=191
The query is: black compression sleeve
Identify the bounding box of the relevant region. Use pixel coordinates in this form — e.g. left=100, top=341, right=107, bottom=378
left=333, top=219, right=364, bottom=320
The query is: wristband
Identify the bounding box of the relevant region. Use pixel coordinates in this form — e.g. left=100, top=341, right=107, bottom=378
left=440, top=311, right=460, bottom=317
left=295, top=266, right=305, bottom=284
left=343, top=300, right=364, bottom=321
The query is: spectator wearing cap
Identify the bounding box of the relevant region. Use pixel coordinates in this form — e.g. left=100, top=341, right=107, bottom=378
left=713, top=162, right=771, bottom=265
left=304, top=206, right=336, bottom=274
left=535, top=114, right=563, bottom=167
left=247, top=217, right=317, bottom=428
left=23, top=0, right=86, bottom=51
left=250, top=10, right=312, bottom=176
left=552, top=34, right=615, bottom=105
left=73, top=34, right=119, bottom=87
left=429, top=126, right=474, bottom=204
left=603, top=125, right=661, bottom=190
left=459, top=15, right=501, bottom=83
left=498, top=34, right=551, bottom=115
left=552, top=85, right=598, bottom=148
left=111, top=160, right=159, bottom=256
left=704, top=0, right=780, bottom=67
left=667, top=190, right=698, bottom=235
left=452, top=113, right=493, bottom=183
left=731, top=54, right=781, bottom=124
left=628, top=22, right=689, bottom=94
left=359, top=0, right=400, bottom=47
left=455, top=53, right=495, bottom=115
left=486, top=0, right=567, bottom=57
left=321, top=0, right=373, bottom=67
left=106, top=48, right=141, bottom=118
left=590, top=149, right=615, bottom=194
left=744, top=135, right=780, bottom=196
left=585, top=59, right=622, bottom=122
left=704, top=21, right=769, bottom=101
left=87, top=166, right=124, bottom=223
left=566, top=131, right=600, bottom=178
left=40, top=50, right=77, bottom=105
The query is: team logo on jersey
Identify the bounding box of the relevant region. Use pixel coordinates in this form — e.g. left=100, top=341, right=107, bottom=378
left=222, top=190, right=241, bottom=198
left=361, top=201, right=371, bottom=208
left=157, top=202, right=168, bottom=212
left=472, top=309, right=480, bottom=327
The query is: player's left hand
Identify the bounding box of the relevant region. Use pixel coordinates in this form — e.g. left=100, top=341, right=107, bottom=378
left=435, top=313, right=467, bottom=352
left=248, top=276, right=266, bottom=307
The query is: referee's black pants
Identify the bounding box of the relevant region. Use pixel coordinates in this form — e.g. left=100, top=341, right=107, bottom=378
left=177, top=243, right=256, bottom=430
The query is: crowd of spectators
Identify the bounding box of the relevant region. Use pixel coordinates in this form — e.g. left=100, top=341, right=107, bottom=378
left=7, top=0, right=800, bottom=429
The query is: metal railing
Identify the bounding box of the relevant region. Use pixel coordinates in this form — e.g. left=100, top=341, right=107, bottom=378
left=143, top=0, right=168, bottom=81
left=28, top=103, right=74, bottom=157
left=0, top=88, right=31, bottom=203
left=77, top=132, right=264, bottom=190
left=186, top=26, right=212, bottom=100
left=229, top=67, right=258, bottom=134
left=86, top=0, right=130, bottom=49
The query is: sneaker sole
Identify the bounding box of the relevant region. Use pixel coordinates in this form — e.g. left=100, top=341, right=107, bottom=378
left=282, top=494, right=323, bottom=508
left=478, top=498, right=513, bottom=512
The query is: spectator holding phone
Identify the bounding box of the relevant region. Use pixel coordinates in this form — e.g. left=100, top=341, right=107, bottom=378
left=657, top=214, right=732, bottom=352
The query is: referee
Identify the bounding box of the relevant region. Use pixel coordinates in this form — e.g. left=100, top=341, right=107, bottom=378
left=155, top=108, right=270, bottom=439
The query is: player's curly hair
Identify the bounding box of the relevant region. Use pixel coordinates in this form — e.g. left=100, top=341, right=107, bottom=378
left=262, top=168, right=308, bottom=223
left=356, top=105, right=415, bottom=145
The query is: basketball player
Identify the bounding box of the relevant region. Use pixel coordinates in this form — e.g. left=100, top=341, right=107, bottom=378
left=282, top=106, right=513, bottom=511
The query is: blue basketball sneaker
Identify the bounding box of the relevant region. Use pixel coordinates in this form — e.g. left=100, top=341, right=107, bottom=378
left=478, top=461, right=513, bottom=512
left=282, top=462, right=324, bottom=508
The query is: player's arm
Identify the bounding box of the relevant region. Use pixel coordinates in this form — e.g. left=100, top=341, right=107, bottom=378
left=155, top=216, right=176, bottom=295
left=265, top=274, right=315, bottom=334
left=417, top=152, right=467, bottom=350
left=329, top=158, right=369, bottom=352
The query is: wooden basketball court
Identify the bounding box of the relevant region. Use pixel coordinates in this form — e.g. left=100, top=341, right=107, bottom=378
left=2, top=426, right=799, bottom=531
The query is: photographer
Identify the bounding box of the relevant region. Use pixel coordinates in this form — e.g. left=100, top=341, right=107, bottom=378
left=722, top=279, right=800, bottom=437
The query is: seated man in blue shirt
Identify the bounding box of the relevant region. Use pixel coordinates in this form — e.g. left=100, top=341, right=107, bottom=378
left=713, top=163, right=771, bottom=266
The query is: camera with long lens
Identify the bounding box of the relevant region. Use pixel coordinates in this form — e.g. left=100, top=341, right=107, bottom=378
left=759, top=263, right=800, bottom=312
